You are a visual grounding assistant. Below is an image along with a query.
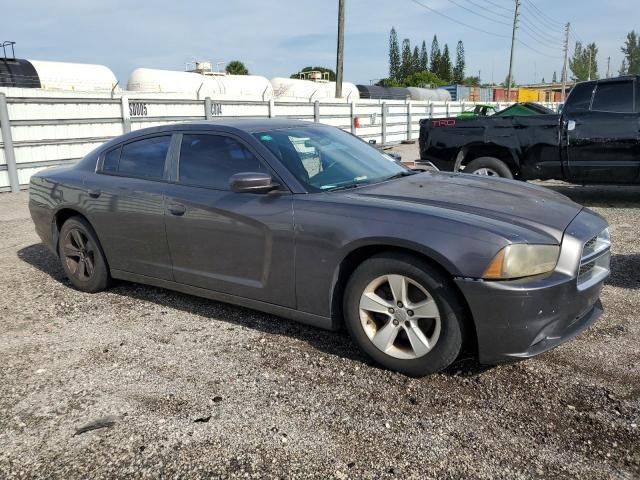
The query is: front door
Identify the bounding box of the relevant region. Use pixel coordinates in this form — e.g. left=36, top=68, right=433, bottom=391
left=164, top=132, right=296, bottom=308
left=566, top=79, right=640, bottom=183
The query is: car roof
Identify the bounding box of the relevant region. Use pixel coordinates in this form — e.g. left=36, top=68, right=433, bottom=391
left=575, top=75, right=639, bottom=88
left=128, top=118, right=322, bottom=139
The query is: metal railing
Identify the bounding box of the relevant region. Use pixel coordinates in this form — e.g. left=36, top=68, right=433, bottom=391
left=0, top=91, right=561, bottom=193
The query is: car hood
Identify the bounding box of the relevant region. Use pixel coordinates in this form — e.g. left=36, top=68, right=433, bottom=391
left=350, top=172, right=583, bottom=243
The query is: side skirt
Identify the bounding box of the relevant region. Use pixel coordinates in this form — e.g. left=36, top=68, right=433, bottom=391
left=110, top=269, right=337, bottom=331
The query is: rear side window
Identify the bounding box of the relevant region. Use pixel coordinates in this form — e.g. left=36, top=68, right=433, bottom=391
left=564, top=83, right=594, bottom=113
left=591, top=81, right=635, bottom=113
left=178, top=134, right=268, bottom=190
left=102, top=146, right=121, bottom=173
left=107, top=136, right=171, bottom=180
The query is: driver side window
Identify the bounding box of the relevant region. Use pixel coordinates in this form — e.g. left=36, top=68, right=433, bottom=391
left=178, top=134, right=268, bottom=190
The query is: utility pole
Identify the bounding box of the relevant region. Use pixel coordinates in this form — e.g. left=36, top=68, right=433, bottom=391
left=506, top=0, right=520, bottom=101
left=561, top=22, right=570, bottom=102
left=587, top=48, right=592, bottom=81
left=335, top=0, right=345, bottom=98
left=606, top=56, right=611, bottom=78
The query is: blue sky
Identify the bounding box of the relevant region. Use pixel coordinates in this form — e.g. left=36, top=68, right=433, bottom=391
left=4, top=0, right=637, bottom=86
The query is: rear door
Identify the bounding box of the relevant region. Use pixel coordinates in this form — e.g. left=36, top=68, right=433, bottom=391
left=566, top=79, right=640, bottom=183
left=89, top=134, right=173, bottom=280
left=164, top=131, right=296, bottom=308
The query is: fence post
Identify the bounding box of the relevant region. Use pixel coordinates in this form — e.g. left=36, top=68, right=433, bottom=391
left=120, top=96, right=131, bottom=133
left=0, top=93, right=19, bottom=193
left=204, top=97, right=212, bottom=120
left=381, top=102, right=387, bottom=145
left=406, top=101, right=412, bottom=141
left=313, top=100, right=319, bottom=123
left=429, top=101, right=434, bottom=119
left=350, top=101, right=355, bottom=134
left=268, top=98, right=275, bottom=118
left=445, top=101, right=450, bottom=118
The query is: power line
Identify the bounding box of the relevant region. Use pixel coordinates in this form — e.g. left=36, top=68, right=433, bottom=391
left=483, top=0, right=514, bottom=13
left=520, top=3, right=565, bottom=34
left=463, top=0, right=512, bottom=20
left=409, top=0, right=511, bottom=38
left=522, top=0, right=565, bottom=27
left=517, top=38, right=563, bottom=59
left=519, top=17, right=564, bottom=43
left=518, top=23, right=563, bottom=49
left=444, top=0, right=512, bottom=27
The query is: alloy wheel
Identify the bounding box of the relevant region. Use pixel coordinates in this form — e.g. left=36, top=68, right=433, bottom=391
left=62, top=228, right=96, bottom=281
left=358, top=274, right=441, bottom=360
left=472, top=167, right=500, bottom=176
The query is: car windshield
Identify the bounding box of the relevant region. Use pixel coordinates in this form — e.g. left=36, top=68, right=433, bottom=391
left=253, top=126, right=410, bottom=192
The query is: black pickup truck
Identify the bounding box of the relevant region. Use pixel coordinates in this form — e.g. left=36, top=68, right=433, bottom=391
left=419, top=75, right=640, bottom=184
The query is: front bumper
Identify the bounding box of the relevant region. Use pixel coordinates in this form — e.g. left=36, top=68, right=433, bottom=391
left=457, top=208, right=609, bottom=365
left=456, top=273, right=604, bottom=364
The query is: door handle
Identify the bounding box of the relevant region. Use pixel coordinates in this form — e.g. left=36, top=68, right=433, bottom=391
left=168, top=204, right=186, bottom=216
left=87, top=189, right=101, bottom=198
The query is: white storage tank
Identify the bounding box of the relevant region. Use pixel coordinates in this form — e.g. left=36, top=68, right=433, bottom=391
left=406, top=87, right=452, bottom=102
left=28, top=60, right=118, bottom=92
left=271, top=77, right=360, bottom=101
left=127, top=68, right=274, bottom=100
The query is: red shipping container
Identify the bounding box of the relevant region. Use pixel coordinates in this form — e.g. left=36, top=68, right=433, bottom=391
left=493, top=87, right=518, bottom=102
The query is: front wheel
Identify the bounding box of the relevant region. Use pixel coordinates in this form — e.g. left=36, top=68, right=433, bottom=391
left=343, top=253, right=464, bottom=377
left=464, top=157, right=514, bottom=179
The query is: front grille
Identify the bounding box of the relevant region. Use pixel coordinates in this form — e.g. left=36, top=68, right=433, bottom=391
left=577, top=229, right=611, bottom=290
left=582, top=236, right=598, bottom=256
left=578, top=261, right=595, bottom=278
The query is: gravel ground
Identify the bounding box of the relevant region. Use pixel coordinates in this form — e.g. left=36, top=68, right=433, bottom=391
left=1, top=174, right=639, bottom=478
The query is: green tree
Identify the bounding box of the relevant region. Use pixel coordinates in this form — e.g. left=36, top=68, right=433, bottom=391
left=376, top=78, right=403, bottom=87
left=621, top=30, right=640, bottom=74
left=403, top=70, right=446, bottom=87
left=619, top=59, right=628, bottom=76
left=411, top=46, right=420, bottom=75
left=389, top=27, right=401, bottom=81
left=430, top=35, right=441, bottom=73
left=400, top=38, right=412, bottom=80
left=569, top=41, right=599, bottom=81
left=438, top=44, right=452, bottom=83
left=452, top=40, right=465, bottom=84
left=419, top=40, right=428, bottom=71
left=462, top=76, right=480, bottom=86
left=225, top=60, right=249, bottom=75
left=290, top=66, right=336, bottom=81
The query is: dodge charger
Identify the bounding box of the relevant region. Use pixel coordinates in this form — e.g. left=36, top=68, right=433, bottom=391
left=28, top=119, right=611, bottom=376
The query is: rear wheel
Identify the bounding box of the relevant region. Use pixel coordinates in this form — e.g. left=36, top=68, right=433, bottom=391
left=343, top=253, right=464, bottom=377
left=464, top=156, right=514, bottom=179
left=58, top=216, right=110, bottom=293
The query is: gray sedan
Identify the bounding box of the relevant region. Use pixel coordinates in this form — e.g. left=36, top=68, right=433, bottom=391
left=28, top=119, right=611, bottom=376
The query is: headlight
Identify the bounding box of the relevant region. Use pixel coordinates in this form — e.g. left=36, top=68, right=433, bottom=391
left=483, top=244, right=560, bottom=280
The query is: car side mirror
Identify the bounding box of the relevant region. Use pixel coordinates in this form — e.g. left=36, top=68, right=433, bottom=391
left=229, top=172, right=279, bottom=194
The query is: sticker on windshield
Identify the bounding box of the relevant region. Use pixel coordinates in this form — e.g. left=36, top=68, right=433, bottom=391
left=260, top=134, right=273, bottom=141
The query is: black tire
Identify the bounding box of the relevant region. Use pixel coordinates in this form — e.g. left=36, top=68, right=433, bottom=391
left=343, top=252, right=464, bottom=377
left=464, top=157, right=514, bottom=179
left=58, top=216, right=110, bottom=293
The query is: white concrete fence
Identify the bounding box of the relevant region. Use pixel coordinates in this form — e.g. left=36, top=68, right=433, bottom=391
left=0, top=89, right=560, bottom=193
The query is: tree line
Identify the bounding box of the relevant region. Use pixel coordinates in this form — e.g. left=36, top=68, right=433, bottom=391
left=565, top=30, right=639, bottom=82
left=382, top=27, right=477, bottom=88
